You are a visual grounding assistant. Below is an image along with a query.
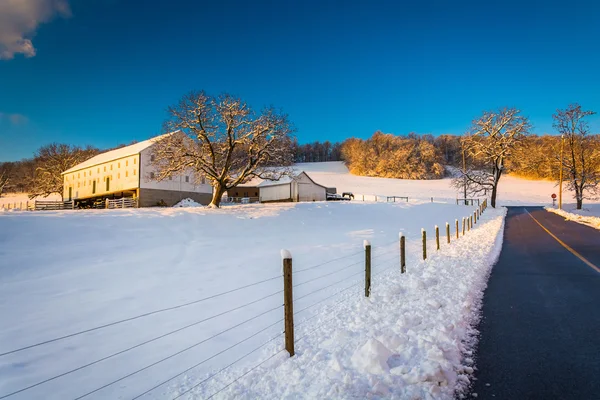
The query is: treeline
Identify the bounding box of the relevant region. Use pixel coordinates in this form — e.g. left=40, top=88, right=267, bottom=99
left=292, top=140, right=343, bottom=163
left=341, top=132, right=453, bottom=179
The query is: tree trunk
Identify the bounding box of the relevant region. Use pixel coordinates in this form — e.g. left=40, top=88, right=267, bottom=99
left=576, top=197, right=583, bottom=210
left=491, top=184, right=497, bottom=208
left=209, top=183, right=226, bottom=208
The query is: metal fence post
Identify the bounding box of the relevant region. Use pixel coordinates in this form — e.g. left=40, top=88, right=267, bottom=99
left=281, top=250, right=294, bottom=357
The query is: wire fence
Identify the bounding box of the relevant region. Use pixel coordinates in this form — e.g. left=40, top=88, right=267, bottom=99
left=0, top=199, right=488, bottom=400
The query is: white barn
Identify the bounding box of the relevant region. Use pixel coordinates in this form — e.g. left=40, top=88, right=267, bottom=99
left=233, top=171, right=328, bottom=203
left=61, top=133, right=213, bottom=207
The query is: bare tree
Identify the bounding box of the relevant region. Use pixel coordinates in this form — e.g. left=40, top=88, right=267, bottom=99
left=30, top=143, right=99, bottom=199
left=452, top=107, right=531, bottom=208
left=0, top=168, right=8, bottom=197
left=151, top=91, right=295, bottom=207
left=553, top=104, right=600, bottom=209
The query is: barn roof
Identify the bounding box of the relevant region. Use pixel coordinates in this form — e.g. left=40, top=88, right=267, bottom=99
left=238, top=171, right=327, bottom=188
left=62, top=132, right=175, bottom=174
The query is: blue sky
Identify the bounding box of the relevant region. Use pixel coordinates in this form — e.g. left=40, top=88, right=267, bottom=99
left=1, top=0, right=599, bottom=161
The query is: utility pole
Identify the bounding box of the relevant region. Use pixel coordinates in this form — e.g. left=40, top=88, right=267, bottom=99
left=559, top=134, right=564, bottom=210
left=462, top=139, right=467, bottom=205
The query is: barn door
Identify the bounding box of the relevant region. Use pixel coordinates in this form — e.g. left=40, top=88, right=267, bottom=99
left=68, top=187, right=72, bottom=201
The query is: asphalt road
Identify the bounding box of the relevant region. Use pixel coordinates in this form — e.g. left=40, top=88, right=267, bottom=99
left=471, top=206, right=600, bottom=399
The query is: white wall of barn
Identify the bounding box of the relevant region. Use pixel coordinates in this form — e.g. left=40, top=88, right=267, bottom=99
left=260, top=184, right=293, bottom=202
left=139, top=147, right=212, bottom=194
left=296, top=173, right=327, bottom=201
left=63, top=154, right=141, bottom=200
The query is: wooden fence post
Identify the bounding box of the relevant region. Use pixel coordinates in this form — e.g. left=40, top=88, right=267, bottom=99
left=422, top=229, right=427, bottom=260
left=364, top=240, right=371, bottom=297
left=462, top=217, right=466, bottom=236
left=455, top=219, right=459, bottom=239
left=281, top=250, right=294, bottom=357
left=470, top=215, right=473, bottom=228
left=399, top=233, right=406, bottom=274
left=474, top=211, right=477, bottom=224
left=435, top=225, right=440, bottom=250
left=446, top=222, right=450, bottom=244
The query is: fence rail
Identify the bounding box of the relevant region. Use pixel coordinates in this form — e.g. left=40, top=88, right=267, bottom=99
left=34, top=200, right=75, bottom=211
left=0, top=198, right=489, bottom=400
left=106, top=197, right=138, bottom=209
left=456, top=198, right=480, bottom=206
left=223, top=196, right=260, bottom=204
left=353, top=194, right=410, bottom=202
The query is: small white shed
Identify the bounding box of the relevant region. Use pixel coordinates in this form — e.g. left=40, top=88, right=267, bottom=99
left=295, top=171, right=327, bottom=202
left=256, top=171, right=327, bottom=203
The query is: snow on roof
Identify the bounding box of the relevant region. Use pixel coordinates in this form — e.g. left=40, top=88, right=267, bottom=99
left=62, top=132, right=175, bottom=174
left=237, top=173, right=295, bottom=188
left=237, top=171, right=328, bottom=189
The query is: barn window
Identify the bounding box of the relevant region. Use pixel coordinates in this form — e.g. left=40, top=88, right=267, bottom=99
left=84, top=171, right=86, bottom=177
left=104, top=166, right=106, bottom=172
left=118, top=162, right=120, bottom=168
left=185, top=176, right=189, bottom=183
left=150, top=155, right=155, bottom=162
left=201, top=177, right=206, bottom=185
left=89, top=170, right=92, bottom=176
left=83, top=180, right=86, bottom=186
left=126, top=160, right=129, bottom=167
left=150, top=172, right=155, bottom=179
left=126, top=171, right=128, bottom=177
left=134, top=158, right=136, bottom=164
left=97, top=168, right=100, bottom=173
left=169, top=176, right=172, bottom=180
left=78, top=173, right=80, bottom=178
left=78, top=182, right=80, bottom=188
left=118, top=173, right=120, bottom=179
left=110, top=164, right=113, bottom=170
left=133, top=169, right=136, bottom=175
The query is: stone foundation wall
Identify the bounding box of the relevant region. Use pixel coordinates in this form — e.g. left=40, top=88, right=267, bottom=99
left=139, top=188, right=213, bottom=207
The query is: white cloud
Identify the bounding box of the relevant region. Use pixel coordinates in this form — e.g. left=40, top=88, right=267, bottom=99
left=0, top=0, right=71, bottom=60
left=0, top=112, right=29, bottom=125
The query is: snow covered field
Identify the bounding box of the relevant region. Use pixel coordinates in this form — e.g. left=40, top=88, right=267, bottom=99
left=295, top=162, right=594, bottom=207
left=1, top=199, right=502, bottom=399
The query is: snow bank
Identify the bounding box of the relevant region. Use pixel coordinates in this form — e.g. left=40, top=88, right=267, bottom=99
left=173, top=198, right=204, bottom=208
left=545, top=206, right=600, bottom=230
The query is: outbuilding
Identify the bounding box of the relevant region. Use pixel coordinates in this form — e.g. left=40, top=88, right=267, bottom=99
left=232, top=171, right=328, bottom=203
